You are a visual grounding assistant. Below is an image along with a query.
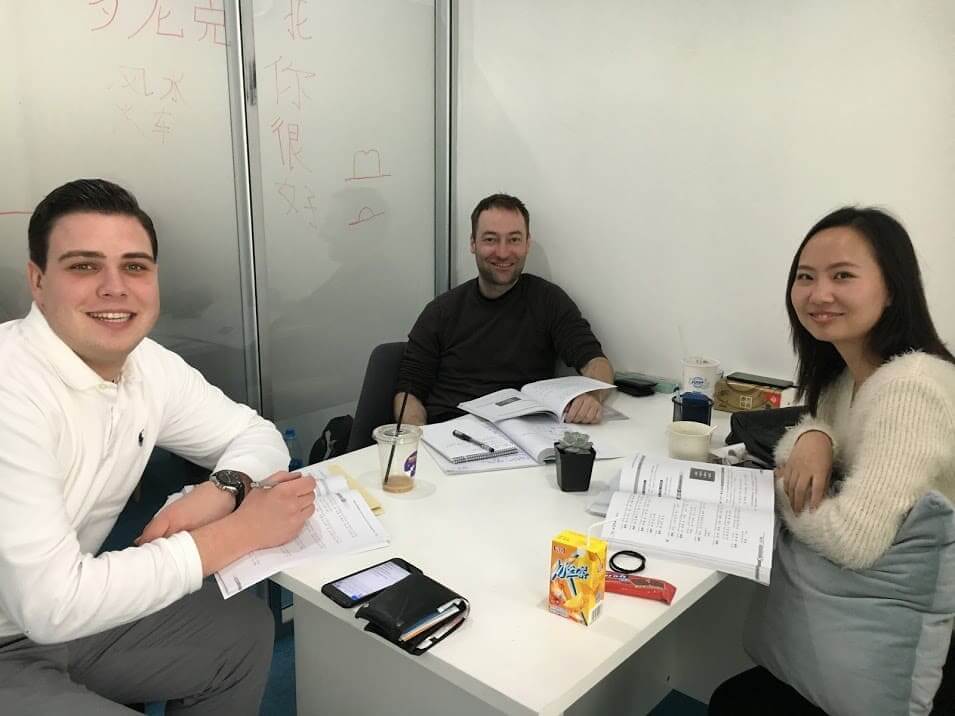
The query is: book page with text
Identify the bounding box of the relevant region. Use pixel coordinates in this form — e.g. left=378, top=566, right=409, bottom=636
left=618, top=454, right=774, bottom=511
left=497, top=415, right=626, bottom=463
left=522, top=376, right=616, bottom=417
left=457, top=388, right=551, bottom=422
left=603, top=491, right=773, bottom=584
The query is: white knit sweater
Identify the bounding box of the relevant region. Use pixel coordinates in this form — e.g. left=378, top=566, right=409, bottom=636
left=774, top=351, right=955, bottom=569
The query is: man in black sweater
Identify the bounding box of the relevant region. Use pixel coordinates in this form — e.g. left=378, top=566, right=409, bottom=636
left=394, top=194, right=613, bottom=425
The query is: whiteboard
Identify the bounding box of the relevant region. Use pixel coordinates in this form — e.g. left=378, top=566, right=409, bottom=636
left=251, top=0, right=437, bottom=436
left=0, top=1, right=251, bottom=401
left=455, top=0, right=955, bottom=384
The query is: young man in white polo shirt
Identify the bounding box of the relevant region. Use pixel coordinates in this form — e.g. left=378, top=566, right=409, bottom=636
left=0, top=179, right=317, bottom=714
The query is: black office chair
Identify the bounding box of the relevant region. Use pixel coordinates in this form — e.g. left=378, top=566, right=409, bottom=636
left=932, top=639, right=955, bottom=715
left=346, top=341, right=408, bottom=452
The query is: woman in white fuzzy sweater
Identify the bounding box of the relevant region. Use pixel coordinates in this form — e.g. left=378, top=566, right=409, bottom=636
left=774, top=208, right=955, bottom=569
left=711, top=206, right=955, bottom=715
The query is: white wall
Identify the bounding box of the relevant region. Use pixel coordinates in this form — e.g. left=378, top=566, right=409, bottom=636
left=455, top=1, right=955, bottom=383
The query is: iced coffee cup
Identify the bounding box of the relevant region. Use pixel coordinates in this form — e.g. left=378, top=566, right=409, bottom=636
left=372, top=424, right=422, bottom=494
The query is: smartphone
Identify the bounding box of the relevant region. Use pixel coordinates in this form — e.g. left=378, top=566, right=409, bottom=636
left=321, top=558, right=421, bottom=608
left=725, top=372, right=794, bottom=390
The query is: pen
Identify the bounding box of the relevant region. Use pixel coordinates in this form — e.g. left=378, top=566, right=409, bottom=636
left=452, top=429, right=495, bottom=453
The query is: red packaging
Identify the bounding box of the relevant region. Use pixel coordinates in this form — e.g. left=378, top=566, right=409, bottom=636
left=604, top=573, right=677, bottom=605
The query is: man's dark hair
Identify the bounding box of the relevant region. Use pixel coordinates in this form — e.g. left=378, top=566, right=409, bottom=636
left=469, top=193, right=530, bottom=238
left=28, top=178, right=158, bottom=269
left=786, top=205, right=954, bottom=414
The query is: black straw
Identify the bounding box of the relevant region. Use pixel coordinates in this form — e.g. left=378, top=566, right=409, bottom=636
left=383, top=392, right=409, bottom=485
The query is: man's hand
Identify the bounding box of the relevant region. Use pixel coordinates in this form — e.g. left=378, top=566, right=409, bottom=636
left=775, top=431, right=833, bottom=514
left=563, top=393, right=603, bottom=424
left=234, top=471, right=317, bottom=550
left=135, top=481, right=234, bottom=545
left=190, top=471, right=317, bottom=576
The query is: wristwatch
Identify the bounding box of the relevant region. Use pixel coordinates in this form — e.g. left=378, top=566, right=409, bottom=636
left=210, top=470, right=255, bottom=510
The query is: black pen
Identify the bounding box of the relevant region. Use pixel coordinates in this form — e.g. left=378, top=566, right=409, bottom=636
left=452, top=429, right=495, bottom=453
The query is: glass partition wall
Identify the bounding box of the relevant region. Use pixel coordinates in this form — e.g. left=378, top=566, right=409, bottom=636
left=247, top=0, right=440, bottom=446
left=0, top=2, right=251, bottom=401
left=0, top=2, right=447, bottom=452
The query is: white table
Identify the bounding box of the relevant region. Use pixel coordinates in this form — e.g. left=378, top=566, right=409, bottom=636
left=275, top=393, right=757, bottom=715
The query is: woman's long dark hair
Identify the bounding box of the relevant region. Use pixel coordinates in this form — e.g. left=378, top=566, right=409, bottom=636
left=786, top=206, right=954, bottom=415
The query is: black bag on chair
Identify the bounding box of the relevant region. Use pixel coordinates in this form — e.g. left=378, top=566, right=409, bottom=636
left=726, top=406, right=808, bottom=467
left=309, top=415, right=354, bottom=463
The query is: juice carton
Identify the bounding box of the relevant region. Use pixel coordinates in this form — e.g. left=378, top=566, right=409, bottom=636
left=548, top=530, right=607, bottom=626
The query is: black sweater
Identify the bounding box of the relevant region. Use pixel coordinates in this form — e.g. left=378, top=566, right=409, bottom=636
left=396, top=274, right=605, bottom=423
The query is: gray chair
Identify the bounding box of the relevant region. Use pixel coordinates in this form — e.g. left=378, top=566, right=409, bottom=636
left=347, top=341, right=408, bottom=452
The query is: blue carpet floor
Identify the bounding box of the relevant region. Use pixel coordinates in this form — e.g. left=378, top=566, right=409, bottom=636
left=262, top=630, right=296, bottom=715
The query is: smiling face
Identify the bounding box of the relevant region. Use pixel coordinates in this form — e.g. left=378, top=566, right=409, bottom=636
left=470, top=207, right=531, bottom=298
left=790, top=226, right=891, bottom=357
left=27, top=212, right=159, bottom=381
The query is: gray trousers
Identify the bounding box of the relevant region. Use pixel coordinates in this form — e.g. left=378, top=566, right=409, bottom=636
left=0, top=579, right=274, bottom=715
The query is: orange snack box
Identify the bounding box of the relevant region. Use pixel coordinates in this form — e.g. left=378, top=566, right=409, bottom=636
left=548, top=530, right=607, bottom=626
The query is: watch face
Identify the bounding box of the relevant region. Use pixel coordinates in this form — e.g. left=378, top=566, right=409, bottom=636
left=214, top=471, right=244, bottom=490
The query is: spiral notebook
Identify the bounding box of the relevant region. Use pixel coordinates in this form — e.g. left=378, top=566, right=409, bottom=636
left=421, top=415, right=519, bottom=464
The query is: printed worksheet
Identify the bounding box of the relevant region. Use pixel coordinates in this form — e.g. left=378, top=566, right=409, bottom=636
left=215, top=490, right=389, bottom=598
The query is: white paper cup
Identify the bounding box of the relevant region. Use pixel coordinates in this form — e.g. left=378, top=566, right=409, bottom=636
left=681, top=356, right=721, bottom=398
left=667, top=421, right=716, bottom=462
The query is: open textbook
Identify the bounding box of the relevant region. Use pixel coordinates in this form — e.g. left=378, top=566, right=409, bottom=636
left=213, top=463, right=389, bottom=598
left=593, top=453, right=775, bottom=584
left=423, top=414, right=625, bottom=473
left=457, top=376, right=616, bottom=422
left=496, top=415, right=624, bottom=463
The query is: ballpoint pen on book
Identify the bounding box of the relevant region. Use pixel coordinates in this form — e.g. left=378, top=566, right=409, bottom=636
left=451, top=429, right=495, bottom=453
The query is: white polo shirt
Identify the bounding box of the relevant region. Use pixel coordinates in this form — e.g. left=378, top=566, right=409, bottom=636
left=0, top=305, right=288, bottom=643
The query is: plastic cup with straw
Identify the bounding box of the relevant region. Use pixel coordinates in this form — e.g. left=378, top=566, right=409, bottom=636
left=374, top=392, right=420, bottom=494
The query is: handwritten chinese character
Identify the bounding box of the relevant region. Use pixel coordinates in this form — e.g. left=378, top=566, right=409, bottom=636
left=152, top=107, right=173, bottom=143
left=303, top=184, right=319, bottom=228
left=194, top=0, right=227, bottom=46
left=89, top=0, right=119, bottom=32
left=160, top=73, right=186, bottom=103
left=264, top=57, right=316, bottom=110
left=116, top=103, right=145, bottom=136
left=275, top=180, right=298, bottom=214
left=270, top=117, right=310, bottom=172
left=130, top=0, right=184, bottom=39
left=119, top=66, right=154, bottom=97
left=285, top=0, right=312, bottom=41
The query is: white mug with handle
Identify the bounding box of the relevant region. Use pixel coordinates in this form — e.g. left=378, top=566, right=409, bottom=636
left=681, top=356, right=721, bottom=398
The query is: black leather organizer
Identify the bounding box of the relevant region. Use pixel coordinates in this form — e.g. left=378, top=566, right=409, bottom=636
left=354, top=573, right=470, bottom=655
